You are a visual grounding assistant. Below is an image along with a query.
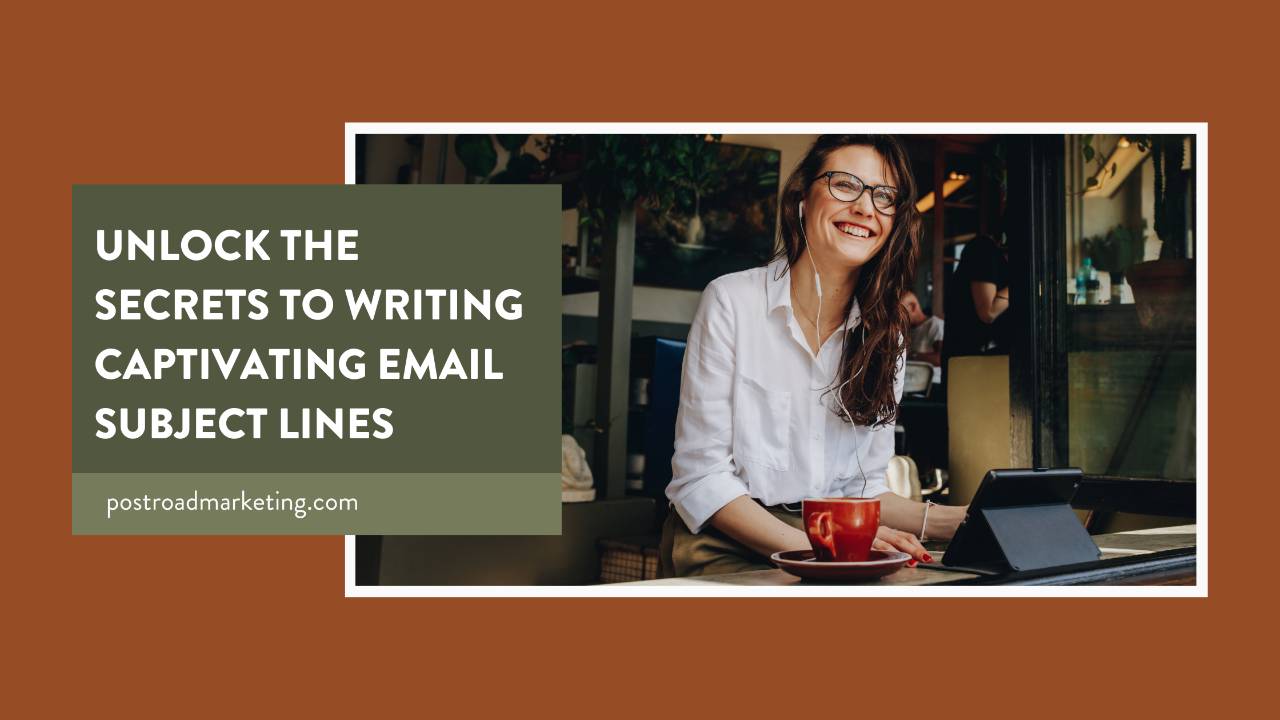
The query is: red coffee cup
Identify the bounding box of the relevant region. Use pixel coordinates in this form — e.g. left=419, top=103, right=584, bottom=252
left=803, top=498, right=880, bottom=562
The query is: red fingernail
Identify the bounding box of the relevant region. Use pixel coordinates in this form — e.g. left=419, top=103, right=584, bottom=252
left=907, top=560, right=917, bottom=567
left=923, top=554, right=933, bottom=563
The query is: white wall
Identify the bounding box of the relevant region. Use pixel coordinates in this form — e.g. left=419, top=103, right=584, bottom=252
left=1068, top=134, right=1162, bottom=285
left=362, top=135, right=414, bottom=184
left=561, top=285, right=704, bottom=323
left=721, top=133, right=816, bottom=194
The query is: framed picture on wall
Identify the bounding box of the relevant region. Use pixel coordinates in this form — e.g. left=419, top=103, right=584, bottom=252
left=633, top=142, right=780, bottom=290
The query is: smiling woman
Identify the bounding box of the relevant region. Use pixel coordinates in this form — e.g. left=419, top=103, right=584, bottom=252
left=661, top=135, right=969, bottom=577
left=777, top=137, right=917, bottom=421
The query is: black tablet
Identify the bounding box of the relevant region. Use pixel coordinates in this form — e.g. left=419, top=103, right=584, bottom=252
left=940, top=467, right=1099, bottom=573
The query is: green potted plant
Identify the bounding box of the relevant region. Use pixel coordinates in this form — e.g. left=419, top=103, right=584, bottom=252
left=1081, top=221, right=1144, bottom=302
left=671, top=137, right=726, bottom=246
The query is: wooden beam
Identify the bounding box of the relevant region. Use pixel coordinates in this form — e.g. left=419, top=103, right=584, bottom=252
left=594, top=203, right=636, bottom=499
left=932, top=140, right=946, bottom=318
left=1006, top=136, right=1068, bottom=469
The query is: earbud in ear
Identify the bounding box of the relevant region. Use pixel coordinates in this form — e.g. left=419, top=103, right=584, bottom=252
left=798, top=201, right=804, bottom=220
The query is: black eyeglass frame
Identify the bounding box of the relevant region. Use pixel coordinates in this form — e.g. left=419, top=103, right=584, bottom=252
left=813, top=171, right=902, bottom=215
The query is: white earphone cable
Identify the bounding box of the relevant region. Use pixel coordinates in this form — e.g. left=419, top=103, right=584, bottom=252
left=800, top=201, right=869, bottom=498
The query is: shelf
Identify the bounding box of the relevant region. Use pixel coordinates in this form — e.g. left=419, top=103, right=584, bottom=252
left=1068, top=304, right=1194, bottom=352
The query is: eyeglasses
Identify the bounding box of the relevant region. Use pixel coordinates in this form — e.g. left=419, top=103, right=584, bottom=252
left=815, top=171, right=901, bottom=215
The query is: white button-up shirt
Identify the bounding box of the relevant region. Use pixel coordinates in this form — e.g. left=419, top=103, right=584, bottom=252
left=667, top=259, right=902, bottom=533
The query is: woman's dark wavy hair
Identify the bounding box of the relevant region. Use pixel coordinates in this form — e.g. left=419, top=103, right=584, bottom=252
left=770, top=134, right=922, bottom=427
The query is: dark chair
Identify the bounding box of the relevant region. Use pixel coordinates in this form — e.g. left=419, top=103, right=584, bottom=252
left=640, top=338, right=686, bottom=498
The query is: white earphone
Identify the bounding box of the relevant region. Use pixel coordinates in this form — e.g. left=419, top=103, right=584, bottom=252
left=801, top=199, right=870, bottom=497
left=800, top=201, right=823, bottom=314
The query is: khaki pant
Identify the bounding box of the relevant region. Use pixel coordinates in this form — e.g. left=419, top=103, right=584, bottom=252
left=660, top=505, right=804, bottom=578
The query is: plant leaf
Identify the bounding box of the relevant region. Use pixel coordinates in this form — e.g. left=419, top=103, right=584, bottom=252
left=454, top=135, right=497, bottom=179
left=491, top=153, right=542, bottom=183
left=496, top=135, right=528, bottom=153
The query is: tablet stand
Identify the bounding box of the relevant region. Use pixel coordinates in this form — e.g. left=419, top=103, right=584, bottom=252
left=973, top=504, right=1101, bottom=572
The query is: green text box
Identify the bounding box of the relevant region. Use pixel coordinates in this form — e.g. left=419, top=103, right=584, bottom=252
left=72, top=186, right=560, bottom=534
left=72, top=473, right=561, bottom=534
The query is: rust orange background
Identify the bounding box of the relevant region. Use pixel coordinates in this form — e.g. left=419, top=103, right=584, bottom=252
left=5, top=1, right=1256, bottom=715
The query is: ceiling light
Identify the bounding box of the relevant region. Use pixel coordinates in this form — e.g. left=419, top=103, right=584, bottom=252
left=916, top=175, right=971, bottom=213
left=1085, top=138, right=1147, bottom=198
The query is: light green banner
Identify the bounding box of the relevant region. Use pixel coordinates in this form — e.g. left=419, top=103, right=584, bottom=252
left=73, top=473, right=561, bottom=535
left=72, top=185, right=561, bottom=534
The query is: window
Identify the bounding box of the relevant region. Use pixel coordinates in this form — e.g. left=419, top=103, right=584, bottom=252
left=1062, top=134, right=1196, bottom=481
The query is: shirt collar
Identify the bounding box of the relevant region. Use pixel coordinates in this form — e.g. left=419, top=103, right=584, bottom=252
left=765, top=257, right=862, bottom=333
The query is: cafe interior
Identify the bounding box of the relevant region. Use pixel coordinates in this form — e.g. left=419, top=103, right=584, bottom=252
left=354, top=132, right=1198, bottom=587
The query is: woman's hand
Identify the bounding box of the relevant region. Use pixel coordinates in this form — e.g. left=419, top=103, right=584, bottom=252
left=872, top=526, right=932, bottom=565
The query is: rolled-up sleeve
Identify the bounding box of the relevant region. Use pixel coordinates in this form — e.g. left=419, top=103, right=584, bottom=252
left=666, top=280, right=748, bottom=533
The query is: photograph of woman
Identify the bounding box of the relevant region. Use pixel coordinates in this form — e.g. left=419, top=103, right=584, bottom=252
left=662, top=135, right=970, bottom=577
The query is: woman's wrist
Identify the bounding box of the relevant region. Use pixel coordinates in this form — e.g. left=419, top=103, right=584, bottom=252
left=924, top=504, right=966, bottom=541
left=710, top=496, right=814, bottom=557
left=782, top=524, right=812, bottom=553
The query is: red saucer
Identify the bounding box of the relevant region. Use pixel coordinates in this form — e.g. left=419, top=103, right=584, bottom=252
left=770, top=549, right=911, bottom=582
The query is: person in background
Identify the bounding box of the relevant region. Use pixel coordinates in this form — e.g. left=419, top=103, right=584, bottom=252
left=942, top=234, right=1008, bottom=375
left=901, top=290, right=943, bottom=368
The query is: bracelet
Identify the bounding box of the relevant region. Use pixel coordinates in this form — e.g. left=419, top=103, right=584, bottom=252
left=920, top=501, right=935, bottom=542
